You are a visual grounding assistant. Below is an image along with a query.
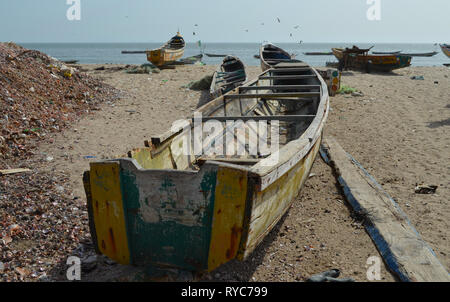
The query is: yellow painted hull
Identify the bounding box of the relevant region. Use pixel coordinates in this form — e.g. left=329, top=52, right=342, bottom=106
left=146, top=48, right=184, bottom=67
left=83, top=62, right=330, bottom=273
left=441, top=45, right=450, bottom=58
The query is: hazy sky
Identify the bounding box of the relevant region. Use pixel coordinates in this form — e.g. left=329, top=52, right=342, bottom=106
left=0, top=0, right=448, bottom=43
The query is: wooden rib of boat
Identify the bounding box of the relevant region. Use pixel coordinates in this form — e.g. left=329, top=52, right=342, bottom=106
left=82, top=61, right=329, bottom=273
left=146, top=33, right=185, bottom=67
left=303, top=52, right=333, bottom=56
left=260, top=43, right=301, bottom=71
left=332, top=46, right=412, bottom=73
left=441, top=44, right=450, bottom=58
left=210, top=56, right=247, bottom=99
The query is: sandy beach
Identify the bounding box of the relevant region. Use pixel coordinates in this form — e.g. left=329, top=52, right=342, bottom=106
left=33, top=63, right=448, bottom=281
left=1, top=52, right=448, bottom=281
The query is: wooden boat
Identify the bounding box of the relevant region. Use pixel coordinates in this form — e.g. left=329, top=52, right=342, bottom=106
left=399, top=51, right=438, bottom=57
left=372, top=51, right=401, bottom=55
left=210, top=56, right=247, bottom=99
left=260, top=43, right=301, bottom=71
left=440, top=44, right=450, bottom=58
left=82, top=61, right=329, bottom=273
left=303, top=52, right=333, bottom=56
left=146, top=33, right=185, bottom=66
left=205, top=53, right=228, bottom=58
left=332, top=46, right=412, bottom=72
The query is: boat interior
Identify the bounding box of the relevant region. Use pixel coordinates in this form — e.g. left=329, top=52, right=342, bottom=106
left=128, top=62, right=324, bottom=173
left=166, top=35, right=185, bottom=50
left=261, top=44, right=302, bottom=67
left=214, top=56, right=246, bottom=93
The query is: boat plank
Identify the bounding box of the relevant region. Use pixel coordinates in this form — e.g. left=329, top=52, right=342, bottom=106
left=323, top=137, right=450, bottom=282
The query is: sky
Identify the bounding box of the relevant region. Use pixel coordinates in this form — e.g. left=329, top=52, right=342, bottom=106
left=0, top=0, right=449, bottom=43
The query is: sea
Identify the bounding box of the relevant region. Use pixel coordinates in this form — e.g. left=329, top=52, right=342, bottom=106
left=19, top=43, right=449, bottom=67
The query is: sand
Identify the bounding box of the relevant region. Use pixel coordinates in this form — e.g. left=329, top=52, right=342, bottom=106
left=38, top=64, right=448, bottom=281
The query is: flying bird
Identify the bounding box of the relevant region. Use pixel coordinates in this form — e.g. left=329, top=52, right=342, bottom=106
left=261, top=22, right=265, bottom=26
left=277, top=17, right=281, bottom=23
left=294, top=25, right=300, bottom=29
left=193, top=32, right=196, bottom=35
left=194, top=24, right=198, bottom=26
left=245, top=29, right=249, bottom=32
left=290, top=33, right=293, bottom=37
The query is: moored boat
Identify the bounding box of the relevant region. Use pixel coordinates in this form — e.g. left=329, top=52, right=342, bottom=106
left=399, top=51, right=438, bottom=57
left=441, top=44, right=450, bottom=58
left=83, top=61, right=329, bottom=273
left=210, top=56, right=247, bottom=99
left=260, top=43, right=300, bottom=71
left=332, top=46, right=412, bottom=72
left=303, top=52, right=333, bottom=56
left=146, top=33, right=185, bottom=66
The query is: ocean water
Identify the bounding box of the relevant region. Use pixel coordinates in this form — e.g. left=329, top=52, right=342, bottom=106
left=20, top=42, right=449, bottom=67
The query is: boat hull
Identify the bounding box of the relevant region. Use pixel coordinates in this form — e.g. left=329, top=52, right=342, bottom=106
left=441, top=44, right=450, bottom=58
left=332, top=48, right=411, bottom=72
left=83, top=134, right=323, bottom=272
left=147, top=48, right=185, bottom=67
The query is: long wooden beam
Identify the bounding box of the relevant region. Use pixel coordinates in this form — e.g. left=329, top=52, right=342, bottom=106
left=192, top=115, right=315, bottom=122
left=259, top=75, right=317, bottom=80
left=239, top=85, right=320, bottom=91
left=225, top=92, right=320, bottom=99
left=322, top=137, right=450, bottom=282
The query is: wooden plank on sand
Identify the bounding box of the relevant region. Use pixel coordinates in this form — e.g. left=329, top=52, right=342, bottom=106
left=321, top=137, right=450, bottom=282
left=0, top=168, right=31, bottom=176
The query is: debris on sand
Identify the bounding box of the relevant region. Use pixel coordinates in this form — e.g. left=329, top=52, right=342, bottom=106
left=0, top=42, right=119, bottom=281
left=0, top=42, right=119, bottom=161
left=414, top=184, right=438, bottom=194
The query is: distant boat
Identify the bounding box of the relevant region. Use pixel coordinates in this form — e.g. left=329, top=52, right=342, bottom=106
left=372, top=51, right=401, bottom=55
left=210, top=56, right=247, bottom=99
left=205, top=53, right=228, bottom=58
left=332, top=46, right=412, bottom=73
left=260, top=43, right=300, bottom=71
left=399, top=51, right=438, bottom=57
left=303, top=52, right=333, bottom=56
left=440, top=44, right=450, bottom=58
left=146, top=33, right=185, bottom=66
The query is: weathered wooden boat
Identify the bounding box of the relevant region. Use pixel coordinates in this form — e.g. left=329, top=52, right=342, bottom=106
left=146, top=33, right=185, bottom=67
left=83, top=61, right=329, bottom=273
left=332, top=46, right=412, bottom=72
left=303, top=52, right=333, bottom=56
left=260, top=43, right=300, bottom=71
left=440, top=44, right=450, bottom=58
left=210, top=56, right=247, bottom=99
left=399, top=51, right=438, bottom=57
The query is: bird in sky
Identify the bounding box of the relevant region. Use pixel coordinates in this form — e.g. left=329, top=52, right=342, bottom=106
left=277, top=17, right=281, bottom=23
left=294, top=25, right=300, bottom=29
left=194, top=24, right=198, bottom=26
left=193, top=32, right=196, bottom=35
left=290, top=33, right=293, bottom=37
